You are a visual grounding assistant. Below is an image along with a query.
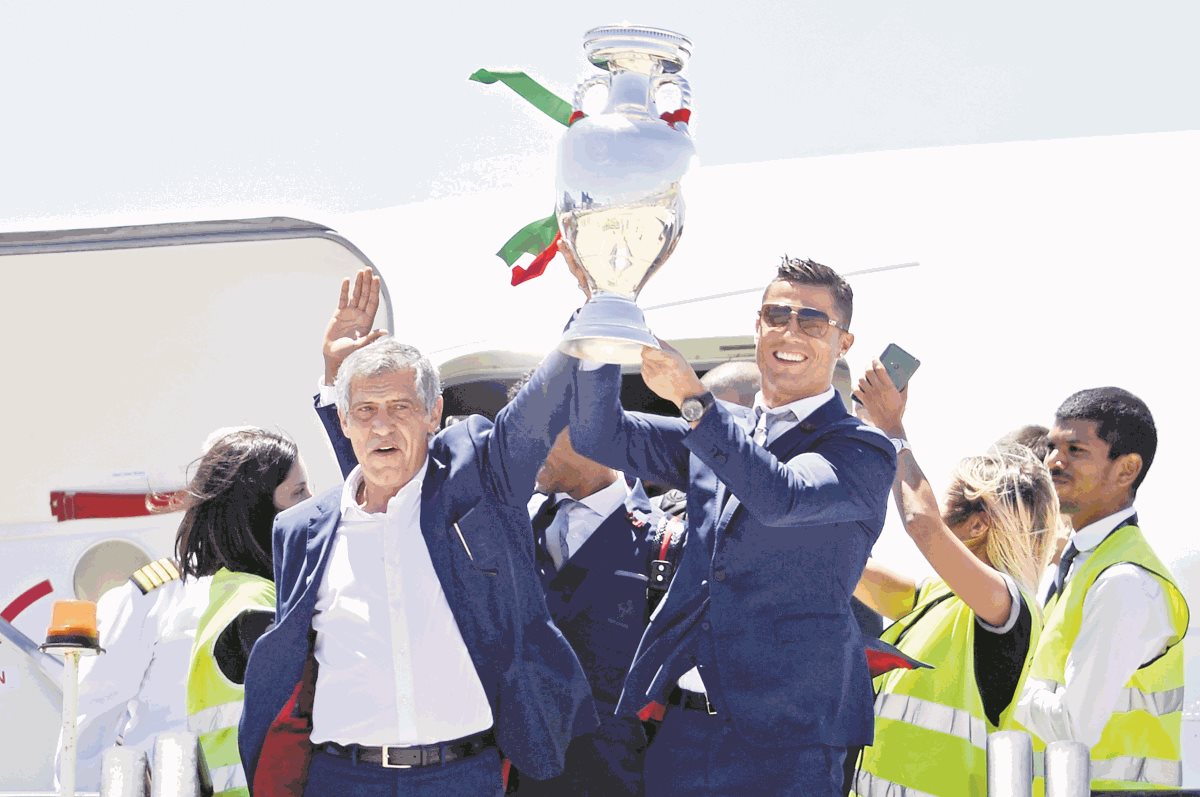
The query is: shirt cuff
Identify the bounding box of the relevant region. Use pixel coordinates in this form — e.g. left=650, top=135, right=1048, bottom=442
left=317, top=378, right=336, bottom=408
left=579, top=359, right=605, bottom=372
left=976, top=572, right=1022, bottom=634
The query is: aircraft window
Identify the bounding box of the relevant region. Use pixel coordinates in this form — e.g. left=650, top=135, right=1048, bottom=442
left=73, top=539, right=153, bottom=602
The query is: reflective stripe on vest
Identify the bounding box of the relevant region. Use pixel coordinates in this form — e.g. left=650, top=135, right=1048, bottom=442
left=857, top=579, right=1042, bottom=797
left=1019, top=523, right=1187, bottom=793
left=874, top=692, right=988, bottom=751
left=186, top=568, right=274, bottom=797
left=1032, top=751, right=1182, bottom=788
left=188, top=700, right=245, bottom=736
left=208, top=760, right=248, bottom=795
left=1024, top=677, right=1185, bottom=718
left=854, top=768, right=939, bottom=797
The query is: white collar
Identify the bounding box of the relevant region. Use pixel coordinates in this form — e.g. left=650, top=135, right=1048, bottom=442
left=752, top=386, right=837, bottom=425
left=340, top=459, right=429, bottom=516
left=1069, top=506, right=1136, bottom=552
left=555, top=473, right=629, bottom=518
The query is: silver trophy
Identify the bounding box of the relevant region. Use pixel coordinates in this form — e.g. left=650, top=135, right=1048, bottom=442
left=557, top=25, right=696, bottom=364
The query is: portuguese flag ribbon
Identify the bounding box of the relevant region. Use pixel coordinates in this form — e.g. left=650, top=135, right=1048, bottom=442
left=473, top=67, right=690, bottom=286
left=469, top=69, right=573, bottom=127
left=472, top=67, right=578, bottom=286
left=495, top=215, right=562, bottom=286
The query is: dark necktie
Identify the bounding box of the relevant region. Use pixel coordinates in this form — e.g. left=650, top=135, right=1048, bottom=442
left=751, top=407, right=768, bottom=446
left=545, top=498, right=574, bottom=570
left=1043, top=541, right=1080, bottom=606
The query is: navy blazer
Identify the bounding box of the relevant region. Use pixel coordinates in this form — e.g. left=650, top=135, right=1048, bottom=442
left=570, top=364, right=896, bottom=748
left=239, top=350, right=597, bottom=786
left=531, top=482, right=663, bottom=710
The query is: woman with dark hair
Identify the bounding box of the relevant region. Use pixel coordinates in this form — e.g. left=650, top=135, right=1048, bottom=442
left=849, top=362, right=1059, bottom=797
left=63, top=427, right=309, bottom=794
left=179, top=428, right=310, bottom=797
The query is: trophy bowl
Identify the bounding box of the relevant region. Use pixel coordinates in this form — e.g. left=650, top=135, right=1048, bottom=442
left=556, top=25, right=696, bottom=364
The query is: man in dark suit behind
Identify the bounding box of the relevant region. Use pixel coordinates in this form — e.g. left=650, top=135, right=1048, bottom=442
left=568, top=256, right=898, bottom=796
left=239, top=272, right=595, bottom=796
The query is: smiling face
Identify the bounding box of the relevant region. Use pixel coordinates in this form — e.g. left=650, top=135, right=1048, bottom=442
left=339, top=368, right=442, bottom=508
left=1045, top=418, right=1137, bottom=529
left=755, top=279, right=854, bottom=407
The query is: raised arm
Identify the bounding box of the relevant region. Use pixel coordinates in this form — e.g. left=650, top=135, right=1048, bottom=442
left=634, top=340, right=895, bottom=525
left=482, top=343, right=580, bottom=505
left=569, top=360, right=693, bottom=492
left=313, top=268, right=386, bottom=478
left=855, top=558, right=919, bottom=621
left=855, top=359, right=1012, bottom=627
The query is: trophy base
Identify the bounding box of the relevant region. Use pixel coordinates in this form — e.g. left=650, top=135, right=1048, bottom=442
left=559, top=292, right=660, bottom=365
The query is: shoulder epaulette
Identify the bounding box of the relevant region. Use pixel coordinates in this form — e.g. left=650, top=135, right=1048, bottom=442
left=129, top=558, right=182, bottom=595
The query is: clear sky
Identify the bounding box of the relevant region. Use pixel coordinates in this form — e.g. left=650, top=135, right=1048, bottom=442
left=2, top=0, right=1198, bottom=224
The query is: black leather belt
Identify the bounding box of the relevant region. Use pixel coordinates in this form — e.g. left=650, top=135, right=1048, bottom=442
left=316, top=729, right=496, bottom=768
left=668, top=687, right=717, bottom=715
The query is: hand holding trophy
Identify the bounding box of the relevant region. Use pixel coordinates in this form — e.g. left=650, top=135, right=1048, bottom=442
left=556, top=26, right=696, bottom=364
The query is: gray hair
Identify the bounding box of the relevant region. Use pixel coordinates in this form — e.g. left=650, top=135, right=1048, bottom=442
left=335, top=337, right=442, bottom=416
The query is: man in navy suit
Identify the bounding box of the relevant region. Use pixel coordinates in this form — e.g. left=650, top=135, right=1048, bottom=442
left=568, top=256, right=898, bottom=796
left=239, top=272, right=595, bottom=796
left=517, top=426, right=676, bottom=797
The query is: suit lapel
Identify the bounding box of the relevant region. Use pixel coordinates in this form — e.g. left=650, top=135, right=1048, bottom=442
left=418, top=452, right=453, bottom=578
left=300, top=493, right=341, bottom=609
left=715, top=396, right=849, bottom=536
left=712, top=405, right=756, bottom=524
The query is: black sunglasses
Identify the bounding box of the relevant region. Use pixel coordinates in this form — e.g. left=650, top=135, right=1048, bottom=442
left=758, top=304, right=848, bottom=338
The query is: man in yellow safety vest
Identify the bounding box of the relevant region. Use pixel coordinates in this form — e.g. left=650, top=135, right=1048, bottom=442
left=1015, top=386, right=1188, bottom=792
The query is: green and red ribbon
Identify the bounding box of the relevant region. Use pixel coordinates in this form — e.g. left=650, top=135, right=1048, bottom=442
left=471, top=67, right=692, bottom=286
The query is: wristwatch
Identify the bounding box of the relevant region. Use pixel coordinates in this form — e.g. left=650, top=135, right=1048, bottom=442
left=680, top=391, right=716, bottom=423
left=890, top=437, right=911, bottom=455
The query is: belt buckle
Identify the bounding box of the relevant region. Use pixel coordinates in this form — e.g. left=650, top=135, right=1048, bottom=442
left=381, top=746, right=413, bottom=769
left=704, top=693, right=716, bottom=716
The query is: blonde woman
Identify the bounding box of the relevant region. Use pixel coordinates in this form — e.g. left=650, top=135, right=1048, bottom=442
left=849, top=361, right=1059, bottom=797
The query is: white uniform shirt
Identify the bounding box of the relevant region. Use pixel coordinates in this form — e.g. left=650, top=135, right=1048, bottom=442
left=539, top=475, right=631, bottom=562
left=61, top=574, right=214, bottom=790
left=1015, top=507, right=1177, bottom=748
left=309, top=463, right=493, bottom=746
left=678, top=388, right=837, bottom=694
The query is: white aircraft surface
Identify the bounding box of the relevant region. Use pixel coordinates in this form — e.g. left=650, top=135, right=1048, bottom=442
left=1, top=129, right=1198, bottom=790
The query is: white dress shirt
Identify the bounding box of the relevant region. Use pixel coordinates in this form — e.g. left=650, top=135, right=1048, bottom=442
left=552, top=476, right=631, bottom=562
left=678, top=387, right=838, bottom=694
left=1015, top=507, right=1176, bottom=749
left=61, top=575, right=213, bottom=790
left=309, top=462, right=493, bottom=745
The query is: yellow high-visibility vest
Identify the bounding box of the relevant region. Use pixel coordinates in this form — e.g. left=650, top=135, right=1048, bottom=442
left=1021, top=523, right=1188, bottom=793
left=854, top=578, right=1041, bottom=797
left=186, top=568, right=275, bottom=797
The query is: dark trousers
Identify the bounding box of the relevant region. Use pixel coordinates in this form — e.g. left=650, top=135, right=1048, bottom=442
left=643, top=706, right=846, bottom=797
left=517, top=714, right=647, bottom=797
left=303, top=746, right=504, bottom=796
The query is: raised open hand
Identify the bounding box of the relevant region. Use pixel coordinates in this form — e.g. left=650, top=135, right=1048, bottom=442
left=323, top=268, right=386, bottom=384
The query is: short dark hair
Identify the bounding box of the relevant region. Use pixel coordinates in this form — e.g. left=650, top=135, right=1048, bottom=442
left=1055, top=387, right=1157, bottom=494
left=175, top=428, right=298, bottom=581
left=772, top=255, right=854, bottom=329
left=996, top=424, right=1052, bottom=463
left=506, top=368, right=538, bottom=403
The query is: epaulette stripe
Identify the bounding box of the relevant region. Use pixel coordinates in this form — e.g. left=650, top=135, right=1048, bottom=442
left=128, top=558, right=181, bottom=595
left=158, top=558, right=181, bottom=581
left=147, top=560, right=171, bottom=586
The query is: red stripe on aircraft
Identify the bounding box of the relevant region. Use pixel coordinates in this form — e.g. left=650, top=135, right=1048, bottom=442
left=1, top=579, right=54, bottom=623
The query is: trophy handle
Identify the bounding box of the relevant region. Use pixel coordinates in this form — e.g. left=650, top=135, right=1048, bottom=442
left=573, top=75, right=611, bottom=114
left=652, top=74, right=692, bottom=116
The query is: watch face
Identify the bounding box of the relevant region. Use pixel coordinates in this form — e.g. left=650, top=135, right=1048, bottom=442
left=681, top=399, right=702, bottom=421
